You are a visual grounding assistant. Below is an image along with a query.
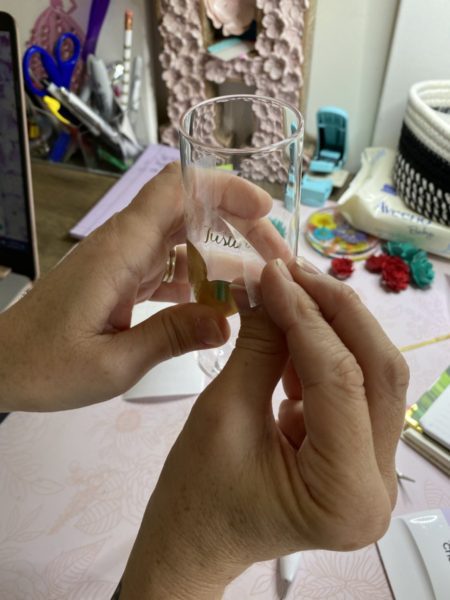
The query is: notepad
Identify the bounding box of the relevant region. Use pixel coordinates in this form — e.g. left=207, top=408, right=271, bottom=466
left=403, top=366, right=450, bottom=475
left=420, top=385, right=450, bottom=450
left=70, top=144, right=180, bottom=239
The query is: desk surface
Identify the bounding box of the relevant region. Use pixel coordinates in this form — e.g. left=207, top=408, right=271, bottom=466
left=1, top=174, right=450, bottom=598
left=32, top=161, right=116, bottom=275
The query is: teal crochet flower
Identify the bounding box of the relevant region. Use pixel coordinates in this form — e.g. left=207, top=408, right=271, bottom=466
left=314, top=227, right=335, bottom=241
left=384, top=241, right=419, bottom=263
left=409, top=251, right=435, bottom=288
left=269, top=217, right=287, bottom=239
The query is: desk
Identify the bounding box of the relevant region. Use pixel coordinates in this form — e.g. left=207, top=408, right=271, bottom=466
left=32, top=161, right=116, bottom=275
left=0, top=181, right=449, bottom=598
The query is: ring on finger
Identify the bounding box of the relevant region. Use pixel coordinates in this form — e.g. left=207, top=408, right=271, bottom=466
left=162, top=247, right=177, bottom=283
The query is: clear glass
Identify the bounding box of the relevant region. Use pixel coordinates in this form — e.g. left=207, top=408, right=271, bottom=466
left=179, top=94, right=303, bottom=377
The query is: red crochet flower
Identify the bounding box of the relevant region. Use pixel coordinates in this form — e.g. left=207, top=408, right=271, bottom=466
left=381, top=256, right=410, bottom=292
left=331, top=257, right=354, bottom=280
left=365, top=253, right=389, bottom=273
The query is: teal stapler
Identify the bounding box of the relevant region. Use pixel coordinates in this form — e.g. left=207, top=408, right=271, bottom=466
left=309, top=106, right=348, bottom=174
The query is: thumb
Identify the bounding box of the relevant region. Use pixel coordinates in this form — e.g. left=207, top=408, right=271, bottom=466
left=108, top=303, right=230, bottom=387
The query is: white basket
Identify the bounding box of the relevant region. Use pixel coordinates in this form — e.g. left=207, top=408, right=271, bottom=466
left=393, top=80, right=450, bottom=227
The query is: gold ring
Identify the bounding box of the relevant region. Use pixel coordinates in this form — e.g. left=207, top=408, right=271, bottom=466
left=162, top=247, right=177, bottom=283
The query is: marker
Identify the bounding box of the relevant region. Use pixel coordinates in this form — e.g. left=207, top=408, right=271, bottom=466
left=88, top=54, right=114, bottom=121
left=46, top=83, right=142, bottom=160
left=120, top=9, right=133, bottom=112
left=279, top=552, right=301, bottom=598
left=129, top=55, right=143, bottom=120
left=47, top=82, right=120, bottom=143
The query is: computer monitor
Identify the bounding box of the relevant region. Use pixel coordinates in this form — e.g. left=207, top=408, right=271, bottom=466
left=0, top=11, right=39, bottom=311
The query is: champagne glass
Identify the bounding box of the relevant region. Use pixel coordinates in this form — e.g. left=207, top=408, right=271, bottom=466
left=179, top=94, right=303, bottom=377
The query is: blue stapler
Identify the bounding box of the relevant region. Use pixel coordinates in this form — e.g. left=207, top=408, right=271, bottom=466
left=309, top=106, right=348, bottom=174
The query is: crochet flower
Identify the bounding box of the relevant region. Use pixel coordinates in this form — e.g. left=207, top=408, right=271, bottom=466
left=381, top=256, right=410, bottom=292
left=309, top=212, right=337, bottom=229
left=335, top=226, right=367, bottom=244
left=331, top=258, right=354, bottom=280
left=384, top=241, right=419, bottom=263
left=365, top=253, right=389, bottom=273
left=409, top=251, right=435, bottom=288
left=314, top=227, right=335, bottom=241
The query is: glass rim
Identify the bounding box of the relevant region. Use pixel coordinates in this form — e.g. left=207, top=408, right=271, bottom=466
left=179, top=94, right=304, bottom=155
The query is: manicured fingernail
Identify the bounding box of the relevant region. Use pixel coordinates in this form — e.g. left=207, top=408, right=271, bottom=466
left=196, top=318, right=226, bottom=347
left=276, top=259, right=294, bottom=281
left=295, top=257, right=321, bottom=274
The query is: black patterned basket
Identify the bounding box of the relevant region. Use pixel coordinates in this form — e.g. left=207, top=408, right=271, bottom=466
left=393, top=80, right=450, bottom=227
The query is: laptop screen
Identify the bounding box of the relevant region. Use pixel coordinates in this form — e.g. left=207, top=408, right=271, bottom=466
left=0, top=13, right=37, bottom=280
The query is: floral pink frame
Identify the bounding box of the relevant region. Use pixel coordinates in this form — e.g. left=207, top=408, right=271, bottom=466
left=158, top=0, right=315, bottom=146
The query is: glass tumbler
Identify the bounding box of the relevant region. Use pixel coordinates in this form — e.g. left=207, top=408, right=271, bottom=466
left=179, top=94, right=303, bottom=377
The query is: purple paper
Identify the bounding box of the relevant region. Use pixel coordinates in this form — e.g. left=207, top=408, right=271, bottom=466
left=70, top=144, right=180, bottom=239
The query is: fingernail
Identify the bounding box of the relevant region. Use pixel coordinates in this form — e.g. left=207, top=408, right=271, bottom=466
left=196, top=318, right=226, bottom=347
left=275, top=259, right=294, bottom=281
left=295, top=257, right=321, bottom=274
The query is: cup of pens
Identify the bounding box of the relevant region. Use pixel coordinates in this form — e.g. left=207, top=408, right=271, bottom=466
left=179, top=94, right=304, bottom=377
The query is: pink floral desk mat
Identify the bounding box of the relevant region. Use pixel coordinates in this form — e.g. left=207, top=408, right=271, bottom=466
left=1, top=206, right=449, bottom=599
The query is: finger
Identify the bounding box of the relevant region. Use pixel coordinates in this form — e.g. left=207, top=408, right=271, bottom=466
left=106, top=303, right=230, bottom=390
left=279, top=360, right=305, bottom=448
left=261, top=260, right=376, bottom=467
left=209, top=304, right=288, bottom=430
left=282, top=358, right=302, bottom=400
left=187, top=167, right=291, bottom=260
left=290, top=258, right=408, bottom=494
left=190, top=166, right=273, bottom=218
left=77, top=163, right=185, bottom=297
left=101, top=165, right=277, bottom=286
left=220, top=213, right=293, bottom=263
left=278, top=398, right=306, bottom=449
left=149, top=283, right=192, bottom=304
left=136, top=245, right=190, bottom=303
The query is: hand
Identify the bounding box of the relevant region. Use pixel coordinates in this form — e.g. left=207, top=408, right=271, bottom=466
left=121, top=258, right=409, bottom=599
left=0, top=163, right=275, bottom=412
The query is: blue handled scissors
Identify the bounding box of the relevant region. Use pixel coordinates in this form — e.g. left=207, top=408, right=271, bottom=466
left=23, top=32, right=81, bottom=97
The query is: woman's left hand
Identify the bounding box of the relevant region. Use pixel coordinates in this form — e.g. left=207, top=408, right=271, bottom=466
left=0, top=163, right=235, bottom=411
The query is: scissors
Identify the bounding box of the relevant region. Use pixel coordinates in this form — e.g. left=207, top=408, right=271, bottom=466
left=23, top=32, right=81, bottom=97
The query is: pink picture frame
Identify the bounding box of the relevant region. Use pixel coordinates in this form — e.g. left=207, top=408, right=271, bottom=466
left=158, top=0, right=315, bottom=148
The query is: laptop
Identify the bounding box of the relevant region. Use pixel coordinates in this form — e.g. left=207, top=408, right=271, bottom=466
left=0, top=11, right=39, bottom=312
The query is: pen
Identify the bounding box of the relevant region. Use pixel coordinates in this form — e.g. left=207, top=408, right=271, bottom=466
left=129, top=55, right=143, bottom=118
left=88, top=54, right=114, bottom=121
left=46, top=81, right=122, bottom=149
left=120, top=9, right=133, bottom=111
left=278, top=551, right=301, bottom=599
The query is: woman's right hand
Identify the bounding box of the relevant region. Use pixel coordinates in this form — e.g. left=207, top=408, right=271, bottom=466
left=121, top=258, right=409, bottom=599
